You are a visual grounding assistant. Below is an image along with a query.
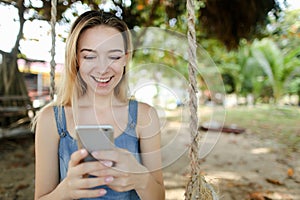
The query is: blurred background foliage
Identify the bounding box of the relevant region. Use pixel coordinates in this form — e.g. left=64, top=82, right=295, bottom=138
left=0, top=0, right=299, bottom=106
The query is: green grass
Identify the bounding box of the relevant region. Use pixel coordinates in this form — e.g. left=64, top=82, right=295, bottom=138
left=201, top=105, right=300, bottom=153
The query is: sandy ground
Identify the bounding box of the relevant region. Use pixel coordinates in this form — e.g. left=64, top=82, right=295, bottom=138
left=0, top=122, right=299, bottom=200
left=163, top=130, right=300, bottom=200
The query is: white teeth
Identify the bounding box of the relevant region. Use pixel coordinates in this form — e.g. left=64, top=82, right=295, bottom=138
left=94, top=77, right=110, bottom=83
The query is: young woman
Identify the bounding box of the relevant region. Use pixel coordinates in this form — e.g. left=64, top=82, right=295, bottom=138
left=34, top=10, right=165, bottom=200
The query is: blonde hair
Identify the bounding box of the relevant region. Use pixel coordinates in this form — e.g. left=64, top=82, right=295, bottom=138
left=31, top=10, right=132, bottom=130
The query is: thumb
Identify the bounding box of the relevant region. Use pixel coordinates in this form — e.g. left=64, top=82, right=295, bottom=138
left=69, top=149, right=88, bottom=168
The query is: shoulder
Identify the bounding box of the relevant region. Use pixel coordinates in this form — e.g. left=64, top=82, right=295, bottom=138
left=135, top=101, right=160, bottom=136
left=34, top=104, right=57, bottom=136
left=36, top=104, right=55, bottom=123
left=137, top=101, right=156, bottom=114
left=136, top=101, right=159, bottom=120
left=33, top=104, right=61, bottom=156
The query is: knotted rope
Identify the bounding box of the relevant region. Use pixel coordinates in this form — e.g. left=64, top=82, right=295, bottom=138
left=185, top=0, right=218, bottom=199
left=50, top=0, right=57, bottom=100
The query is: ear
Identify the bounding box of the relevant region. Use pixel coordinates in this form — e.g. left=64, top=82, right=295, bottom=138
left=124, top=52, right=130, bottom=65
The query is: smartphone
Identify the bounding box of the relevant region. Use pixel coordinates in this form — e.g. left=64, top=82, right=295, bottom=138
left=75, top=125, right=114, bottom=162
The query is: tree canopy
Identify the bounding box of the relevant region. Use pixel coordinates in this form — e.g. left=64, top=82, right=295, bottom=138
left=199, top=0, right=284, bottom=49
left=0, top=0, right=285, bottom=50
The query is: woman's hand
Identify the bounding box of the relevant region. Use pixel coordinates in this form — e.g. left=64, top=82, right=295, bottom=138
left=59, top=149, right=114, bottom=200
left=91, top=148, right=150, bottom=192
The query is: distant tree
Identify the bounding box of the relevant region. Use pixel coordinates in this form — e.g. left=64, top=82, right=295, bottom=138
left=269, top=8, right=300, bottom=52
left=247, top=38, right=300, bottom=103
left=288, top=74, right=300, bottom=105
left=199, top=0, right=284, bottom=50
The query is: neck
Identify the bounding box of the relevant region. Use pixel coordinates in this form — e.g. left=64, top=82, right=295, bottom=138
left=78, top=91, right=123, bottom=110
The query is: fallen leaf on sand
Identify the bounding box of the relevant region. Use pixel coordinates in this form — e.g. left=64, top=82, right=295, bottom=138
left=249, top=192, right=265, bottom=200
left=15, top=183, right=29, bottom=190
left=287, top=168, right=294, bottom=177
left=265, top=178, right=284, bottom=185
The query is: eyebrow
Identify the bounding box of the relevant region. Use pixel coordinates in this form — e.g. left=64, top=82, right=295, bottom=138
left=79, top=48, right=124, bottom=53
left=80, top=48, right=96, bottom=53
left=108, top=49, right=124, bottom=53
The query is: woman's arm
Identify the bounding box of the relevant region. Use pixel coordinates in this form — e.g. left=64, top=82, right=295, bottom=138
left=34, top=106, right=62, bottom=199
left=135, top=102, right=165, bottom=200
left=34, top=106, right=111, bottom=200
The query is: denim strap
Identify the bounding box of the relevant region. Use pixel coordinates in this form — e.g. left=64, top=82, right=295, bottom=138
left=128, top=100, right=138, bottom=130
left=53, top=106, right=67, bottom=137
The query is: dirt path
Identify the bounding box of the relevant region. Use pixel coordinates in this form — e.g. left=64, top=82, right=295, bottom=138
left=163, top=129, right=300, bottom=200
left=0, top=134, right=35, bottom=200
left=0, top=128, right=299, bottom=200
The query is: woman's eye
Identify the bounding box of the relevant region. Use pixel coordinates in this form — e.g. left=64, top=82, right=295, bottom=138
left=84, top=55, right=96, bottom=60
left=109, top=55, right=122, bottom=60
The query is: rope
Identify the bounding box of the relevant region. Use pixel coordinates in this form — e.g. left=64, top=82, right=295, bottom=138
left=186, top=0, right=200, bottom=174
left=185, top=0, right=200, bottom=198
left=185, top=0, right=218, bottom=199
left=50, top=0, right=57, bottom=100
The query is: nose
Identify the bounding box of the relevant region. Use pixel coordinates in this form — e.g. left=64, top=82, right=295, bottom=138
left=96, top=56, right=110, bottom=74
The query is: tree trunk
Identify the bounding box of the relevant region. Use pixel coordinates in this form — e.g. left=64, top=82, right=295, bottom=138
left=0, top=52, right=28, bottom=98
left=0, top=52, right=31, bottom=127
left=0, top=0, right=31, bottom=128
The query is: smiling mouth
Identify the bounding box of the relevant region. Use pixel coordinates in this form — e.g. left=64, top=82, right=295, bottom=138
left=91, top=75, right=113, bottom=83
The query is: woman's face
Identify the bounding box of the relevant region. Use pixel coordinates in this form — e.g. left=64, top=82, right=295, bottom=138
left=77, top=25, right=127, bottom=97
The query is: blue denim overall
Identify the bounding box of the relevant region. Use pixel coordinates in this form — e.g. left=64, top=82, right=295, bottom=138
left=53, top=100, right=141, bottom=200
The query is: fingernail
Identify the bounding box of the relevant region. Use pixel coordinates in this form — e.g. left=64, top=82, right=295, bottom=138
left=101, top=160, right=113, bottom=167
left=80, top=149, right=86, bottom=154
left=105, top=176, right=114, bottom=183
left=99, top=189, right=107, bottom=195
left=91, top=151, right=98, bottom=157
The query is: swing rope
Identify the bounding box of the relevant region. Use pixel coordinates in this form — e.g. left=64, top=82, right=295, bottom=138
left=186, top=0, right=200, bottom=173
left=185, top=0, right=218, bottom=199
left=50, top=0, right=57, bottom=100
